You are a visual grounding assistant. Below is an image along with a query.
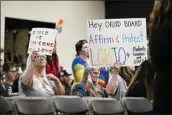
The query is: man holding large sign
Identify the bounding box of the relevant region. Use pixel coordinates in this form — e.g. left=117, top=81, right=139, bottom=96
left=87, top=18, right=147, bottom=67
left=28, top=28, right=57, bottom=55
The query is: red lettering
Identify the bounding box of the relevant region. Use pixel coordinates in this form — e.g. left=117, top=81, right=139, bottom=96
left=98, top=48, right=104, bottom=65
left=90, top=48, right=98, bottom=66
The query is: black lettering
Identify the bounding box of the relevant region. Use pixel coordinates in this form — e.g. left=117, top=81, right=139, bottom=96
left=105, top=21, right=110, bottom=28
left=45, top=31, right=48, bottom=35
left=138, top=20, right=142, bottom=26
left=39, top=36, right=42, bottom=40
left=88, top=20, right=94, bottom=28
left=105, top=21, right=121, bottom=28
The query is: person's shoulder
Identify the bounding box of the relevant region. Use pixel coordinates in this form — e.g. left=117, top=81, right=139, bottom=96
left=72, top=56, right=81, bottom=66
left=72, top=56, right=87, bottom=68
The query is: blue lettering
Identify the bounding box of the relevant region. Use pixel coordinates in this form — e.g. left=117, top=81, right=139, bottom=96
left=122, top=31, right=144, bottom=43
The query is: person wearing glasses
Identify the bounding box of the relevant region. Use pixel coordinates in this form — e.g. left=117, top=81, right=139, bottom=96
left=0, top=62, right=18, bottom=96
left=19, top=51, right=65, bottom=96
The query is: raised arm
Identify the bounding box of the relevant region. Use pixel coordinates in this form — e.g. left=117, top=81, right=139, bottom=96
left=21, top=52, right=36, bottom=86
left=105, top=62, right=120, bottom=95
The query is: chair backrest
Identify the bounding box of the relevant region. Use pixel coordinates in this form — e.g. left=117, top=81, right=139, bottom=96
left=12, top=97, right=55, bottom=115
left=53, top=96, right=89, bottom=115
left=83, top=97, right=104, bottom=106
left=0, top=96, right=13, bottom=115
left=121, top=97, right=153, bottom=114
left=90, top=98, right=125, bottom=115
left=4, top=96, right=24, bottom=104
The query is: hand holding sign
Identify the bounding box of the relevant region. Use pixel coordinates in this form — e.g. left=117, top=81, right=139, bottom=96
left=111, top=61, right=121, bottom=75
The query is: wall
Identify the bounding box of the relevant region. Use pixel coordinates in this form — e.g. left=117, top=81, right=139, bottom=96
left=1, top=1, right=105, bottom=74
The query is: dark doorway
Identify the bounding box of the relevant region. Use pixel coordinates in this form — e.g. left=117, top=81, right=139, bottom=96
left=4, top=17, right=55, bottom=69
left=105, top=0, right=154, bottom=22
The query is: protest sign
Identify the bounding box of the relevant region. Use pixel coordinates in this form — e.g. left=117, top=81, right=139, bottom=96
left=27, top=28, right=57, bottom=55
left=87, top=18, right=147, bottom=67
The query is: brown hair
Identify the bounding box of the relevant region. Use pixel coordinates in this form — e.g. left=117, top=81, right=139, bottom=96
left=125, top=60, right=155, bottom=100
left=148, top=0, right=171, bottom=33
left=119, top=67, right=134, bottom=86
left=75, top=40, right=87, bottom=56
left=2, top=62, right=16, bottom=72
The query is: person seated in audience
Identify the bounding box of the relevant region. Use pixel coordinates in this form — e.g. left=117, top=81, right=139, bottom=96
left=108, top=66, right=127, bottom=100
left=58, top=70, right=72, bottom=95
left=19, top=51, right=65, bottom=96
left=148, top=0, right=171, bottom=113
left=46, top=42, right=60, bottom=77
left=72, top=62, right=120, bottom=97
left=125, top=60, right=155, bottom=101
left=0, top=62, right=18, bottom=96
left=12, top=63, right=26, bottom=93
left=0, top=48, right=4, bottom=80
left=119, top=66, right=135, bottom=86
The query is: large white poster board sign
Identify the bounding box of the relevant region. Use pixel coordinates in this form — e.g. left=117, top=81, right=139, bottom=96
left=87, top=18, right=147, bottom=67
left=27, top=28, right=57, bottom=55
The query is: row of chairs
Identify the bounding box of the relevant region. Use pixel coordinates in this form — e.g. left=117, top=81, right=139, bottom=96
left=0, top=96, right=153, bottom=115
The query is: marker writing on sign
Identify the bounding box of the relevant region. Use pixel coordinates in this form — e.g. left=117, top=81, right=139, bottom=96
left=88, top=20, right=102, bottom=30
left=111, top=47, right=126, bottom=65
left=123, top=20, right=142, bottom=27
left=105, top=21, right=121, bottom=28
left=32, top=31, right=49, bottom=35
left=90, top=47, right=127, bottom=66
left=89, top=34, right=119, bottom=44
left=132, top=45, right=147, bottom=65
left=122, top=31, right=144, bottom=43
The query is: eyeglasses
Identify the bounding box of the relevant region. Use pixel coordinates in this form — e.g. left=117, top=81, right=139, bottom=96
left=36, top=55, right=46, bottom=59
left=9, top=70, right=17, bottom=73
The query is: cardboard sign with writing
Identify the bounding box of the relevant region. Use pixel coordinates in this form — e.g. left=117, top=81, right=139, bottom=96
left=28, top=28, right=57, bottom=55
left=87, top=18, right=147, bottom=67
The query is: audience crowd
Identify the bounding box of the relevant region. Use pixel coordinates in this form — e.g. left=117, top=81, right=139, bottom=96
left=0, top=0, right=171, bottom=114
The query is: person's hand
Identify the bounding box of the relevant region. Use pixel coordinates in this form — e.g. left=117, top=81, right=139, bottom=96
left=47, top=74, right=60, bottom=84
left=87, top=88, right=99, bottom=97
left=31, top=51, right=38, bottom=62
left=111, top=61, right=121, bottom=75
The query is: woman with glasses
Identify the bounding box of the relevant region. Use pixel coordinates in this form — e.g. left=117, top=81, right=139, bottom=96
left=19, top=51, right=65, bottom=96
left=0, top=62, right=18, bottom=96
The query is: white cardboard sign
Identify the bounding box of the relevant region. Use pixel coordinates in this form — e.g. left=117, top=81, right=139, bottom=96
left=87, top=18, right=147, bottom=67
left=27, top=28, right=57, bottom=55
